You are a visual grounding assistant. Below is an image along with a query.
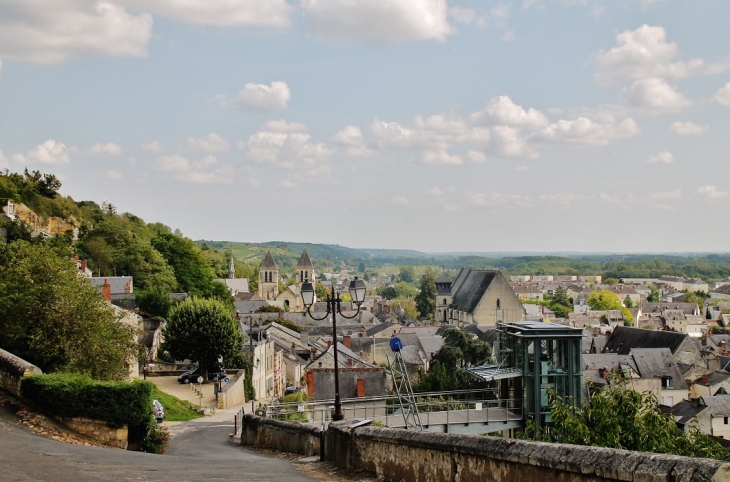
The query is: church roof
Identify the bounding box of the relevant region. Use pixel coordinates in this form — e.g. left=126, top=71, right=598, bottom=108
left=260, top=251, right=278, bottom=269
left=296, top=249, right=314, bottom=268
left=451, top=270, right=498, bottom=313
left=436, top=273, right=452, bottom=284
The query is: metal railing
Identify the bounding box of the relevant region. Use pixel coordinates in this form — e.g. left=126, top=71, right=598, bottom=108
left=233, top=406, right=245, bottom=436
left=263, top=388, right=523, bottom=429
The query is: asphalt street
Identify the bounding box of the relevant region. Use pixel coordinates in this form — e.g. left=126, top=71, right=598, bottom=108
left=0, top=400, right=315, bottom=482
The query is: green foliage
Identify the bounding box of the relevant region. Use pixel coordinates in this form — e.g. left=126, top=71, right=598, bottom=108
left=624, top=296, right=634, bottom=308
left=0, top=218, right=35, bottom=243
left=262, top=317, right=302, bottom=333
left=415, top=268, right=437, bottom=318
left=604, top=277, right=619, bottom=285
left=552, top=286, right=570, bottom=306
left=648, top=289, right=660, bottom=302
left=394, top=281, right=417, bottom=299
left=587, top=289, right=623, bottom=311
left=523, top=379, right=730, bottom=460
left=150, top=388, right=204, bottom=422
left=256, top=305, right=284, bottom=313
left=163, top=298, right=244, bottom=380
left=414, top=329, right=491, bottom=392
left=390, top=298, right=418, bottom=318
left=20, top=374, right=153, bottom=430
left=315, top=282, right=331, bottom=301
left=0, top=241, right=139, bottom=380
left=398, top=265, right=416, bottom=283
left=140, top=422, right=170, bottom=454
left=684, top=291, right=709, bottom=309
left=376, top=286, right=397, bottom=299
left=137, top=285, right=173, bottom=318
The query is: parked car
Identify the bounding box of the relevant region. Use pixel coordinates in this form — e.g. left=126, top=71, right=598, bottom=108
left=153, top=399, right=164, bottom=423
left=177, top=367, right=226, bottom=384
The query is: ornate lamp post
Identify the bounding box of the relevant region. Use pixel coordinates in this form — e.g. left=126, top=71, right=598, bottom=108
left=301, top=277, right=366, bottom=421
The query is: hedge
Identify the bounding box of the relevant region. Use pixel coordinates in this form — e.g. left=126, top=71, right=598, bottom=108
left=20, top=373, right=154, bottom=429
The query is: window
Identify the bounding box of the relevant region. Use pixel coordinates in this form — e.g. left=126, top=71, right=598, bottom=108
left=496, top=299, right=501, bottom=309
left=443, top=298, right=447, bottom=305
left=725, top=417, right=728, bottom=425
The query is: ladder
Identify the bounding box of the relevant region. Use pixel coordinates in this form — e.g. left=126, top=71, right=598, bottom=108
left=386, top=338, right=423, bottom=431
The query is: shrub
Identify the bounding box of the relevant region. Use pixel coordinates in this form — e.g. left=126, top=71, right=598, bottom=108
left=140, top=421, right=170, bottom=454
left=20, top=374, right=153, bottom=441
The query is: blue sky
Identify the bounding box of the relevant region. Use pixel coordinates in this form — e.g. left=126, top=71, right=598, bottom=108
left=1, top=0, right=729, bottom=253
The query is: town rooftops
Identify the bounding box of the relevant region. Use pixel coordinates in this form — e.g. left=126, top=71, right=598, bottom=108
left=712, top=285, right=730, bottom=296
left=603, top=326, right=687, bottom=355
left=639, top=302, right=699, bottom=315
left=700, top=396, right=730, bottom=418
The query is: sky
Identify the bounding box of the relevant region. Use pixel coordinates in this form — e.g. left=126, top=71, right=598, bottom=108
left=0, top=0, right=729, bottom=254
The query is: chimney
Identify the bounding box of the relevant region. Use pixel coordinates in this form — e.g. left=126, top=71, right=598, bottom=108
left=300, top=327, right=309, bottom=346
left=327, top=340, right=332, bottom=349
left=102, top=279, right=111, bottom=301
left=359, top=326, right=366, bottom=337
left=702, top=375, right=710, bottom=385
left=291, top=342, right=296, bottom=353
left=81, top=259, right=87, bottom=273
left=311, top=347, right=317, bottom=358
left=357, top=378, right=365, bottom=397
left=124, top=280, right=132, bottom=294
left=347, top=358, right=353, bottom=367
left=307, top=371, right=314, bottom=398
left=343, top=335, right=351, bottom=349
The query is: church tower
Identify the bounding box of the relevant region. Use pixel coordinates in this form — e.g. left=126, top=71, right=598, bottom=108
left=295, top=249, right=315, bottom=287
left=258, top=251, right=279, bottom=300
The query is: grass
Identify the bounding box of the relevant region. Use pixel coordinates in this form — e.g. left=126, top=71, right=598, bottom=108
left=151, top=388, right=205, bottom=422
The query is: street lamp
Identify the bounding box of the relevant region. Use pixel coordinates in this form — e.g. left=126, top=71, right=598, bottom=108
left=301, top=276, right=366, bottom=421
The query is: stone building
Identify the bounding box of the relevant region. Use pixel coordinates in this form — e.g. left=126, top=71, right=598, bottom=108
left=436, top=269, right=526, bottom=326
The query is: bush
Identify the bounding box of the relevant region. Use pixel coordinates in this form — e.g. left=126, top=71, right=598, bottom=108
left=140, top=421, right=170, bottom=454
left=20, top=374, right=153, bottom=436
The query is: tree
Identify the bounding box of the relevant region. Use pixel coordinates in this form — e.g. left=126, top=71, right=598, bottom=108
left=0, top=241, right=139, bottom=380
left=398, top=266, right=416, bottom=283
left=315, top=282, right=331, bottom=301
left=394, top=281, right=417, bottom=299
left=648, top=289, right=660, bottom=302
left=150, top=233, right=220, bottom=298
left=624, top=296, right=633, bottom=308
left=357, top=261, right=366, bottom=272
left=162, top=298, right=243, bottom=383
left=376, top=286, right=397, bottom=299
left=586, top=290, right=623, bottom=311
left=390, top=299, right=418, bottom=319
left=137, top=285, right=173, bottom=319
left=603, top=277, right=619, bottom=285
left=415, top=268, right=437, bottom=318
left=552, top=286, right=570, bottom=306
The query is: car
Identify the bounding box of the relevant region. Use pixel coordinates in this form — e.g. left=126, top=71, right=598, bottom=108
left=153, top=399, right=164, bottom=423
left=177, top=367, right=226, bottom=384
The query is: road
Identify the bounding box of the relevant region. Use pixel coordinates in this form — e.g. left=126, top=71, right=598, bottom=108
left=0, top=399, right=315, bottom=482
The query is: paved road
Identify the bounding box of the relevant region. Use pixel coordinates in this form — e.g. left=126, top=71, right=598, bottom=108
left=0, top=400, right=315, bottom=482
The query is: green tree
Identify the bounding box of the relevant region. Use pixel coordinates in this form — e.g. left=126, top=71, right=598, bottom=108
left=162, top=298, right=243, bottom=383
left=586, top=290, right=623, bottom=310
left=398, top=265, right=416, bottom=283
left=414, top=329, right=491, bottom=392
left=137, top=285, right=173, bottom=318
left=648, top=289, right=660, bottom=302
left=0, top=241, right=139, bottom=380
left=603, top=278, right=619, bottom=285
left=357, top=261, right=366, bottom=272
left=150, top=233, right=220, bottom=298
left=415, top=268, right=437, bottom=318
left=376, top=286, right=397, bottom=299
left=624, top=296, right=633, bottom=308
left=315, top=282, right=331, bottom=301
left=394, top=281, right=418, bottom=299
left=552, top=286, right=570, bottom=306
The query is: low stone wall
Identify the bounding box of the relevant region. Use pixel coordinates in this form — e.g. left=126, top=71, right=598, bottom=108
left=218, top=370, right=246, bottom=410
left=327, top=420, right=730, bottom=482
left=0, top=349, right=42, bottom=397
left=239, top=414, right=321, bottom=457
left=54, top=416, right=129, bottom=450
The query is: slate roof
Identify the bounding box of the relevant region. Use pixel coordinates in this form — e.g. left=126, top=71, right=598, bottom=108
left=451, top=270, right=498, bottom=313
left=260, top=251, right=278, bottom=269
left=603, top=326, right=687, bottom=355
left=216, top=278, right=249, bottom=294
left=695, top=371, right=730, bottom=387
left=89, top=276, right=133, bottom=294
left=583, top=353, right=636, bottom=372
left=435, top=273, right=452, bottom=284
left=712, top=285, right=730, bottom=296
left=450, top=268, right=471, bottom=298
left=630, top=348, right=688, bottom=389
left=668, top=400, right=706, bottom=425
left=418, top=336, right=444, bottom=357
left=700, top=396, right=730, bottom=418
left=296, top=249, right=313, bottom=268
left=366, top=322, right=398, bottom=337
left=639, top=302, right=698, bottom=315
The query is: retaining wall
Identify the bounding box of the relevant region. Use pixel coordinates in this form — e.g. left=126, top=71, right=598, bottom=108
left=239, top=414, right=321, bottom=457
left=54, top=416, right=129, bottom=449
left=327, top=420, right=730, bottom=482
left=217, top=370, right=246, bottom=409
left=0, top=349, right=42, bottom=397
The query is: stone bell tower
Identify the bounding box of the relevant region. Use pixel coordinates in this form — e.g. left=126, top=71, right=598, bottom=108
left=258, top=251, right=279, bottom=300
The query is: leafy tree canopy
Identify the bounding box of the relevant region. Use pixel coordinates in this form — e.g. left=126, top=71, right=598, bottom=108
left=0, top=241, right=139, bottom=380
left=415, top=267, right=436, bottom=318
left=414, top=329, right=491, bottom=392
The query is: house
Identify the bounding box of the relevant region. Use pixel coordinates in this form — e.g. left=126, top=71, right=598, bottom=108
left=672, top=397, right=730, bottom=440
left=439, top=269, right=526, bottom=326
left=511, top=285, right=544, bottom=301
left=606, top=285, right=640, bottom=306
left=690, top=372, right=730, bottom=399
left=88, top=276, right=135, bottom=310
left=710, top=285, right=730, bottom=301
left=603, top=326, right=709, bottom=382
left=305, top=341, right=386, bottom=401
left=639, top=302, right=701, bottom=316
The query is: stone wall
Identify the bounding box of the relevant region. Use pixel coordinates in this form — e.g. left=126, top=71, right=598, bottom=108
left=54, top=416, right=128, bottom=450
left=0, top=348, right=42, bottom=397
left=217, top=370, right=246, bottom=410
left=326, top=420, right=730, bottom=482
left=239, top=414, right=321, bottom=456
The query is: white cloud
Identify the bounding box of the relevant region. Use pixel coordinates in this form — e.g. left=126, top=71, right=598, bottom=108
left=650, top=189, right=681, bottom=201
left=600, top=193, right=619, bottom=204
left=421, top=150, right=463, bottom=166
left=370, top=115, right=490, bottom=152
left=532, top=116, right=640, bottom=146
left=141, top=141, right=163, bottom=153
left=471, top=192, right=533, bottom=208
left=393, top=196, right=409, bottom=205
left=187, top=133, right=229, bottom=153
left=107, top=170, right=123, bottom=180
left=88, top=142, right=122, bottom=156
left=241, top=123, right=333, bottom=170
left=593, top=25, right=726, bottom=85
left=470, top=96, right=549, bottom=128
left=263, top=120, right=308, bottom=133
left=0, top=149, right=8, bottom=169
left=153, top=154, right=232, bottom=184
left=154, top=155, right=189, bottom=172
left=13, top=140, right=70, bottom=165
left=623, top=78, right=691, bottom=111
left=670, top=122, right=709, bottom=136
left=715, top=82, right=730, bottom=106
left=302, top=0, right=454, bottom=43
left=490, top=3, right=511, bottom=18
left=467, top=150, right=486, bottom=163
left=646, top=151, right=673, bottom=164
left=429, top=187, right=443, bottom=196
left=332, top=125, right=373, bottom=157
left=118, top=0, right=292, bottom=27
left=0, top=1, right=152, bottom=64
left=515, top=165, right=530, bottom=172
left=219, top=81, right=290, bottom=111
left=491, top=125, right=538, bottom=159
left=697, top=185, right=729, bottom=201
left=539, top=193, right=589, bottom=206
left=278, top=179, right=296, bottom=188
